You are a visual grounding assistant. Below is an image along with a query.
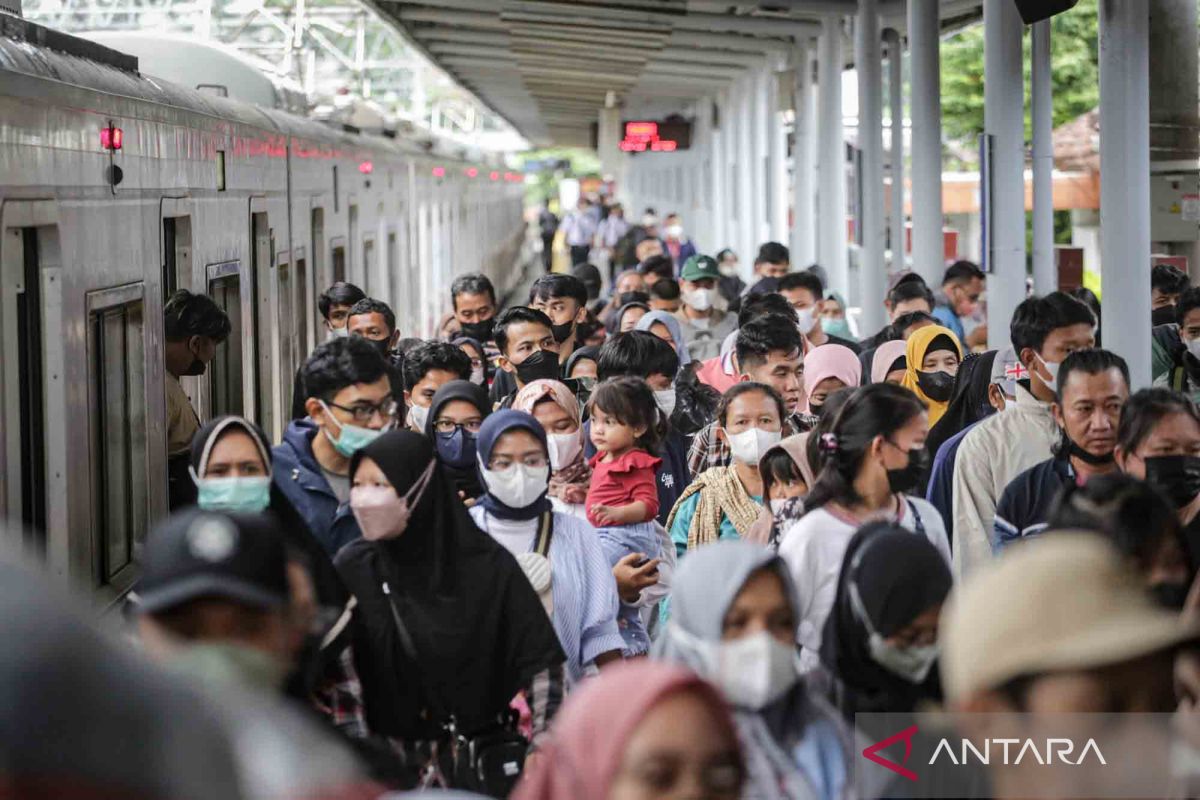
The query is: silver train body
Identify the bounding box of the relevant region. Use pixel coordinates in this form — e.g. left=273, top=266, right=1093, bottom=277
left=0, top=20, right=526, bottom=606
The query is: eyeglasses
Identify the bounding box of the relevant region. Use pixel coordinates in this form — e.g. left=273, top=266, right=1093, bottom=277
left=487, top=453, right=548, bottom=470
left=434, top=418, right=484, bottom=434
left=327, top=397, right=397, bottom=424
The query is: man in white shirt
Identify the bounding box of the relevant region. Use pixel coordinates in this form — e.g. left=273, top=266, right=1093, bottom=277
left=560, top=197, right=598, bottom=267
left=951, top=292, right=1097, bottom=577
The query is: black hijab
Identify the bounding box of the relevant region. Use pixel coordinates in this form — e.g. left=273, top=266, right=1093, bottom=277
left=336, top=431, right=564, bottom=738
left=564, top=345, right=601, bottom=379
left=424, top=379, right=490, bottom=501
left=188, top=415, right=348, bottom=610
left=926, top=350, right=998, bottom=458
left=820, top=523, right=952, bottom=717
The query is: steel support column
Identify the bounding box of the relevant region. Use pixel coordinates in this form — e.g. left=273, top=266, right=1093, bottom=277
left=984, top=0, right=1027, bottom=349
left=885, top=28, right=906, bottom=273
left=857, top=0, right=886, bottom=332
left=737, top=73, right=757, bottom=275
left=818, top=16, right=849, bottom=293
left=754, top=66, right=771, bottom=248
left=1031, top=20, right=1056, bottom=296
left=1101, top=0, right=1151, bottom=388
left=711, top=93, right=728, bottom=255
left=769, top=54, right=790, bottom=244
left=791, top=41, right=818, bottom=266
left=908, top=0, right=943, bottom=285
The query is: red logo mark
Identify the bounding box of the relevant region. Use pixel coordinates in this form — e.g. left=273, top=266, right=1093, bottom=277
left=1005, top=362, right=1029, bottom=381
left=862, top=724, right=919, bottom=782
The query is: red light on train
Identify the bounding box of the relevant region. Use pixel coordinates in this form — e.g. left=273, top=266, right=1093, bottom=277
left=466, top=167, right=478, bottom=177
left=100, top=124, right=123, bottom=151
left=358, top=160, right=374, bottom=174
left=489, top=171, right=500, bottom=181
left=432, top=166, right=446, bottom=177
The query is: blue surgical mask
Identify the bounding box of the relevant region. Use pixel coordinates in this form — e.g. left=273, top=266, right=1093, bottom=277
left=320, top=401, right=384, bottom=457
left=821, top=316, right=853, bottom=340
left=435, top=426, right=478, bottom=468
left=191, top=471, right=272, bottom=513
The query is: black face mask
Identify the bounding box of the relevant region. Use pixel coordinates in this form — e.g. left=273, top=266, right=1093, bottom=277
left=886, top=444, right=930, bottom=494
left=915, top=370, right=955, bottom=403
left=1150, top=581, right=1189, bottom=610
left=182, top=338, right=206, bottom=376
left=460, top=318, right=495, bottom=343
left=1152, top=305, right=1178, bottom=327
left=513, top=349, right=561, bottom=384
left=550, top=320, right=575, bottom=344
left=1063, top=432, right=1115, bottom=466
left=364, top=336, right=392, bottom=359
left=617, top=291, right=648, bottom=308
left=1144, top=454, right=1200, bottom=508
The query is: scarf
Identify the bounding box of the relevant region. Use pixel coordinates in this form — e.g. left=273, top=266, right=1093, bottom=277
left=634, top=310, right=692, bottom=365
left=512, top=379, right=592, bottom=506
left=900, top=324, right=963, bottom=427
left=869, top=339, right=908, bottom=384
left=800, top=344, right=861, bottom=413
left=746, top=435, right=812, bottom=545
left=666, top=466, right=762, bottom=551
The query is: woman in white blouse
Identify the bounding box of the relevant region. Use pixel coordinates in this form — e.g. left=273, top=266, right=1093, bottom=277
left=777, top=383, right=950, bottom=672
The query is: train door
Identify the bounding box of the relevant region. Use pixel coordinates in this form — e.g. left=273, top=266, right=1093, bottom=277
left=206, top=261, right=244, bottom=417
left=250, top=209, right=275, bottom=438
left=161, top=205, right=198, bottom=420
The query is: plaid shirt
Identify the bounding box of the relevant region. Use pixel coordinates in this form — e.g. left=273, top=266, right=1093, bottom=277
left=313, top=643, right=371, bottom=740
left=686, top=412, right=817, bottom=479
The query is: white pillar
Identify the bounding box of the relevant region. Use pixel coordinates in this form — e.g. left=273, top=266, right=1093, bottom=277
left=769, top=55, right=789, bottom=243
left=711, top=94, right=728, bottom=255
left=737, top=74, right=757, bottom=275
left=1101, top=1, right=1151, bottom=388
left=886, top=28, right=906, bottom=273
left=818, top=16, right=849, bottom=293
left=908, top=0, right=944, bottom=286
left=856, top=0, right=887, bottom=333
left=723, top=86, right=740, bottom=261
left=754, top=67, right=771, bottom=247
left=1031, top=20, right=1056, bottom=296
left=984, top=0, right=1027, bottom=350
left=791, top=41, right=818, bottom=266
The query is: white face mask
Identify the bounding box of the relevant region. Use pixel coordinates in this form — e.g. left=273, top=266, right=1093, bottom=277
left=769, top=498, right=789, bottom=516
left=480, top=458, right=550, bottom=509
left=328, top=325, right=350, bottom=340
left=1034, top=352, right=1061, bottom=385
left=795, top=306, right=818, bottom=335
left=668, top=626, right=799, bottom=710
left=654, top=388, right=677, bottom=419
left=1187, top=339, right=1200, bottom=362
left=724, top=427, right=782, bottom=466
left=719, top=261, right=739, bottom=278
left=546, top=431, right=583, bottom=471
left=849, top=581, right=938, bottom=684
left=666, top=224, right=684, bottom=239
left=407, top=402, right=429, bottom=432
left=683, top=288, right=712, bottom=312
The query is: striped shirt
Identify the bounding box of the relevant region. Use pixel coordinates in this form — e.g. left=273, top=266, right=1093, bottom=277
left=470, top=507, right=625, bottom=684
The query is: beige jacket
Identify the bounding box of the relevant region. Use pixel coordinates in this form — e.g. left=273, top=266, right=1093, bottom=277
left=951, top=383, right=1057, bottom=578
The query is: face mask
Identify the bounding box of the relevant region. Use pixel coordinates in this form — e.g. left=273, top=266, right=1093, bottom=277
left=407, top=403, right=430, bottom=433
left=822, top=317, right=853, bottom=340
left=654, top=388, right=677, bottom=419
left=320, top=401, right=385, bottom=458
left=1063, top=430, right=1115, bottom=466
left=1153, top=305, right=1178, bottom=327
left=350, top=459, right=437, bottom=541
left=181, top=338, right=207, bottom=376
left=459, top=318, right=495, bottom=343
left=1143, top=455, right=1200, bottom=508
left=435, top=426, right=478, bottom=468
left=718, top=261, right=739, bottom=278
left=683, top=288, right=712, bottom=312
left=795, top=306, right=818, bottom=336
left=1186, top=339, right=1200, bottom=364
left=470, top=366, right=486, bottom=386
left=362, top=336, right=392, bottom=359
left=513, top=349, right=561, bottom=385
left=1150, top=581, right=1189, bottom=610
left=550, top=320, right=575, bottom=344
left=915, top=370, right=956, bottom=403
left=480, top=459, right=550, bottom=509
left=328, top=325, right=350, bottom=340
left=770, top=498, right=789, bottom=516
left=666, top=224, right=684, bottom=239
left=713, top=632, right=800, bottom=710
left=885, top=443, right=930, bottom=495
left=850, top=582, right=938, bottom=683
left=725, top=427, right=782, bottom=466
left=547, top=431, right=583, bottom=471
left=617, top=291, right=643, bottom=308
left=1035, top=352, right=1060, bottom=385
left=192, top=472, right=272, bottom=513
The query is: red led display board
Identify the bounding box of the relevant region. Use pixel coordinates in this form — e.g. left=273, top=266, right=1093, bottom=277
left=620, top=118, right=692, bottom=152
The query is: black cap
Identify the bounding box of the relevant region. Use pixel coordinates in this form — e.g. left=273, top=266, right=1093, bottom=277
left=137, top=508, right=289, bottom=614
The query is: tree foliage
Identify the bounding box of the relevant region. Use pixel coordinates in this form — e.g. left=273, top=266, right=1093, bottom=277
left=940, top=0, right=1099, bottom=146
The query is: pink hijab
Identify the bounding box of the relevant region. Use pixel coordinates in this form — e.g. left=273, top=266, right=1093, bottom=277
left=870, top=339, right=909, bottom=385
left=746, top=434, right=813, bottom=544
left=801, top=344, right=861, bottom=413
left=512, top=379, right=591, bottom=505
left=513, top=662, right=740, bottom=800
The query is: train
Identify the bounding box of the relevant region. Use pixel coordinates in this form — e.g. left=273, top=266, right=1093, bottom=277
left=0, top=16, right=529, bottom=607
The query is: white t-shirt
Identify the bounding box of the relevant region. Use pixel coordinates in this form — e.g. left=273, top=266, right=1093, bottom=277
left=777, top=495, right=950, bottom=672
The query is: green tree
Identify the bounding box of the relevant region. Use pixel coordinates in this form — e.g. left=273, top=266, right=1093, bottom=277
left=517, top=147, right=601, bottom=206
left=940, top=0, right=1099, bottom=146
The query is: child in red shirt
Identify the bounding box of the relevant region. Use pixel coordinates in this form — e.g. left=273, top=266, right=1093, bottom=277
left=586, top=377, right=664, bottom=654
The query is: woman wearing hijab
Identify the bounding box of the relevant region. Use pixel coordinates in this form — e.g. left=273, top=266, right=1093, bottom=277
left=468, top=410, right=625, bottom=682
left=925, top=351, right=999, bottom=459
left=514, top=661, right=745, bottom=800
left=745, top=435, right=810, bottom=547
left=512, top=379, right=591, bottom=518
left=614, top=301, right=650, bottom=333
left=425, top=379, right=490, bottom=503
left=899, top=324, right=963, bottom=427
left=868, top=339, right=908, bottom=385
left=654, top=540, right=854, bottom=800
left=564, top=345, right=601, bottom=381
left=634, top=309, right=693, bottom=367
left=801, top=344, right=860, bottom=415
left=820, top=291, right=855, bottom=341
left=335, top=431, right=566, bottom=779
left=451, top=336, right=490, bottom=387
left=819, top=522, right=951, bottom=721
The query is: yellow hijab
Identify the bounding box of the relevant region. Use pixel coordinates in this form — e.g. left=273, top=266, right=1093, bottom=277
left=900, top=324, right=963, bottom=427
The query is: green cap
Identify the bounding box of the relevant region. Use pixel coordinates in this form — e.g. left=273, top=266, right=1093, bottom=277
left=681, top=254, right=720, bottom=282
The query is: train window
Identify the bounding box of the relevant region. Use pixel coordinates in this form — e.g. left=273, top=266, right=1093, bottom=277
left=362, top=237, right=375, bottom=295
left=332, top=166, right=339, bottom=213
left=277, top=255, right=293, bottom=418
left=386, top=231, right=397, bottom=308
left=348, top=205, right=359, bottom=286
left=332, top=242, right=346, bottom=284
left=162, top=216, right=192, bottom=303
left=207, top=262, right=243, bottom=416
left=12, top=227, right=47, bottom=540
left=311, top=206, right=326, bottom=325
left=296, top=257, right=310, bottom=357
left=251, top=213, right=274, bottom=436
left=216, top=151, right=226, bottom=192
left=86, top=282, right=147, bottom=596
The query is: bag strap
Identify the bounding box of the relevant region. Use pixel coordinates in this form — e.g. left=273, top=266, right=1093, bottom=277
left=533, top=510, right=554, bottom=557
left=904, top=498, right=927, bottom=537
left=1175, top=365, right=1186, bottom=392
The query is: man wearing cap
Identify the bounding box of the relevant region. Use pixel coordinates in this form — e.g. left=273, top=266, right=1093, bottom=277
left=674, top=254, right=737, bottom=362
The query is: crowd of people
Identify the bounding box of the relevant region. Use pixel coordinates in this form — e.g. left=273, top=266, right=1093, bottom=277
left=18, top=220, right=1200, bottom=799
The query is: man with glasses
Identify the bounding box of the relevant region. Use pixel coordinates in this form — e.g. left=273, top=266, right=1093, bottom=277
left=933, top=260, right=987, bottom=349
left=274, top=337, right=399, bottom=555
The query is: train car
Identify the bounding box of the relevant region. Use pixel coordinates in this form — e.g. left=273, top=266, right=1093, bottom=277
left=0, top=17, right=528, bottom=607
